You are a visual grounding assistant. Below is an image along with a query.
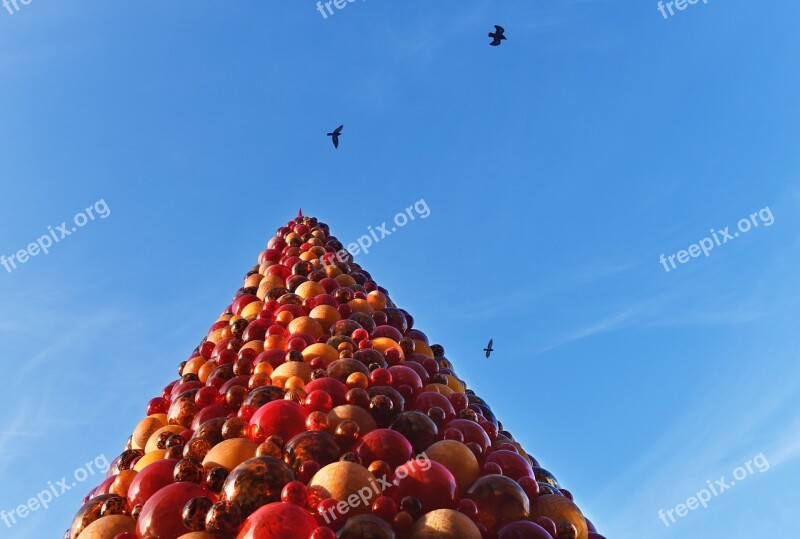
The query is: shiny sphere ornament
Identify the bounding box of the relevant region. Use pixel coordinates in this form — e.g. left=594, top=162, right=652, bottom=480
left=174, top=458, right=205, bottom=483
left=466, top=475, right=530, bottom=531
left=425, top=439, right=480, bottom=492
left=280, top=480, right=308, bottom=506
left=390, top=460, right=457, bottom=512
left=72, top=515, right=136, bottom=539
left=127, top=459, right=180, bottom=509
left=221, top=456, right=295, bottom=517
left=182, top=497, right=214, bottom=532
left=306, top=410, right=330, bottom=431
left=534, top=516, right=557, bottom=536
left=388, top=412, right=438, bottom=454
left=135, top=482, right=216, bottom=539
left=184, top=438, right=213, bottom=461
left=132, top=416, right=168, bottom=450
left=249, top=400, right=309, bottom=442
left=354, top=429, right=413, bottom=469
left=308, top=461, right=380, bottom=517
left=529, top=495, right=588, bottom=539
left=205, top=467, right=230, bottom=494
left=99, top=495, right=127, bottom=517
left=337, top=515, right=396, bottom=539
left=283, top=430, right=340, bottom=472
left=533, top=467, right=560, bottom=488
left=310, top=527, right=337, bottom=539
left=371, top=496, right=398, bottom=523
left=205, top=501, right=243, bottom=536
left=557, top=521, right=579, bottom=539
left=409, top=509, right=482, bottom=539
left=334, top=419, right=361, bottom=448
left=497, top=521, right=554, bottom=539
left=235, top=502, right=318, bottom=539
left=203, top=438, right=258, bottom=471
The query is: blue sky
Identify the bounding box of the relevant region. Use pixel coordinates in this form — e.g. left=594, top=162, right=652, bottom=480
left=1, top=1, right=799, bottom=537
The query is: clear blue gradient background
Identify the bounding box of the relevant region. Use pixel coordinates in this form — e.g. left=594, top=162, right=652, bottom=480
left=1, top=1, right=799, bottom=537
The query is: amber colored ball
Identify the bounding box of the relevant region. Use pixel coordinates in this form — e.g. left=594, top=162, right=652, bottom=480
left=409, top=509, right=482, bottom=539
left=132, top=415, right=168, bottom=450
left=309, top=305, right=342, bottom=332
left=424, top=440, right=480, bottom=491
left=530, top=495, right=588, bottom=539
left=133, top=450, right=166, bottom=472
left=308, top=461, right=380, bottom=516
left=288, top=316, right=325, bottom=340
left=75, top=515, right=135, bottom=539
left=466, top=474, right=530, bottom=531
left=202, top=438, right=258, bottom=471
left=302, top=343, right=340, bottom=366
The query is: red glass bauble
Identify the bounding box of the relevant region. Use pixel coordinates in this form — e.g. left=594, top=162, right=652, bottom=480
left=236, top=502, right=317, bottom=539
left=136, top=482, right=216, bottom=539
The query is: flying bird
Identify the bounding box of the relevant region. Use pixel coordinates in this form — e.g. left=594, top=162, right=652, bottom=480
left=489, top=25, right=507, bottom=46
left=327, top=125, right=343, bottom=149
left=484, top=339, right=494, bottom=358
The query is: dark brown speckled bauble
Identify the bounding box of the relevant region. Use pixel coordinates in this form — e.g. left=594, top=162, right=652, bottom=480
left=182, top=496, right=214, bottom=532
left=283, top=430, right=340, bottom=473
left=68, top=494, right=116, bottom=539
left=244, top=386, right=286, bottom=408
left=220, top=456, right=295, bottom=517
left=193, top=417, right=227, bottom=447
left=205, top=466, right=230, bottom=494
left=174, top=458, right=205, bottom=483
left=389, top=411, right=438, bottom=454
left=533, top=467, right=560, bottom=488
left=99, top=495, right=127, bottom=517
left=205, top=500, right=243, bottom=536
left=168, top=389, right=199, bottom=428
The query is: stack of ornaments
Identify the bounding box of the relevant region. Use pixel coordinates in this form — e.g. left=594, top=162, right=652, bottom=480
left=66, top=213, right=607, bottom=539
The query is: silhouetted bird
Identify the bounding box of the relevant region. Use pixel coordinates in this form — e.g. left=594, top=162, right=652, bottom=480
left=327, top=125, right=343, bottom=148
left=489, top=25, right=507, bottom=46
left=484, top=339, right=494, bottom=358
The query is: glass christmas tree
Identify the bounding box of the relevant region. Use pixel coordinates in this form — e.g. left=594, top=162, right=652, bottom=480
left=66, top=213, right=605, bottom=539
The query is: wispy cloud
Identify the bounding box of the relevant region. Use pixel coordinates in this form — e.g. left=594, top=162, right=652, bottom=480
left=536, top=303, right=648, bottom=353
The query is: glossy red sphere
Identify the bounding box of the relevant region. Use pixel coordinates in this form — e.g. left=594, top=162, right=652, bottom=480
left=127, top=459, right=180, bottom=508
left=147, top=397, right=170, bottom=415
left=236, top=502, right=318, bottom=539
left=445, top=419, right=492, bottom=452
left=249, top=400, right=309, bottom=442
left=485, top=450, right=533, bottom=481
left=354, top=429, right=413, bottom=469
left=390, top=460, right=457, bottom=512
left=136, top=481, right=216, bottom=539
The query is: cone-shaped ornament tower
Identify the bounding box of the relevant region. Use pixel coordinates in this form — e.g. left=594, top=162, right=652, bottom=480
left=66, top=215, right=604, bottom=539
